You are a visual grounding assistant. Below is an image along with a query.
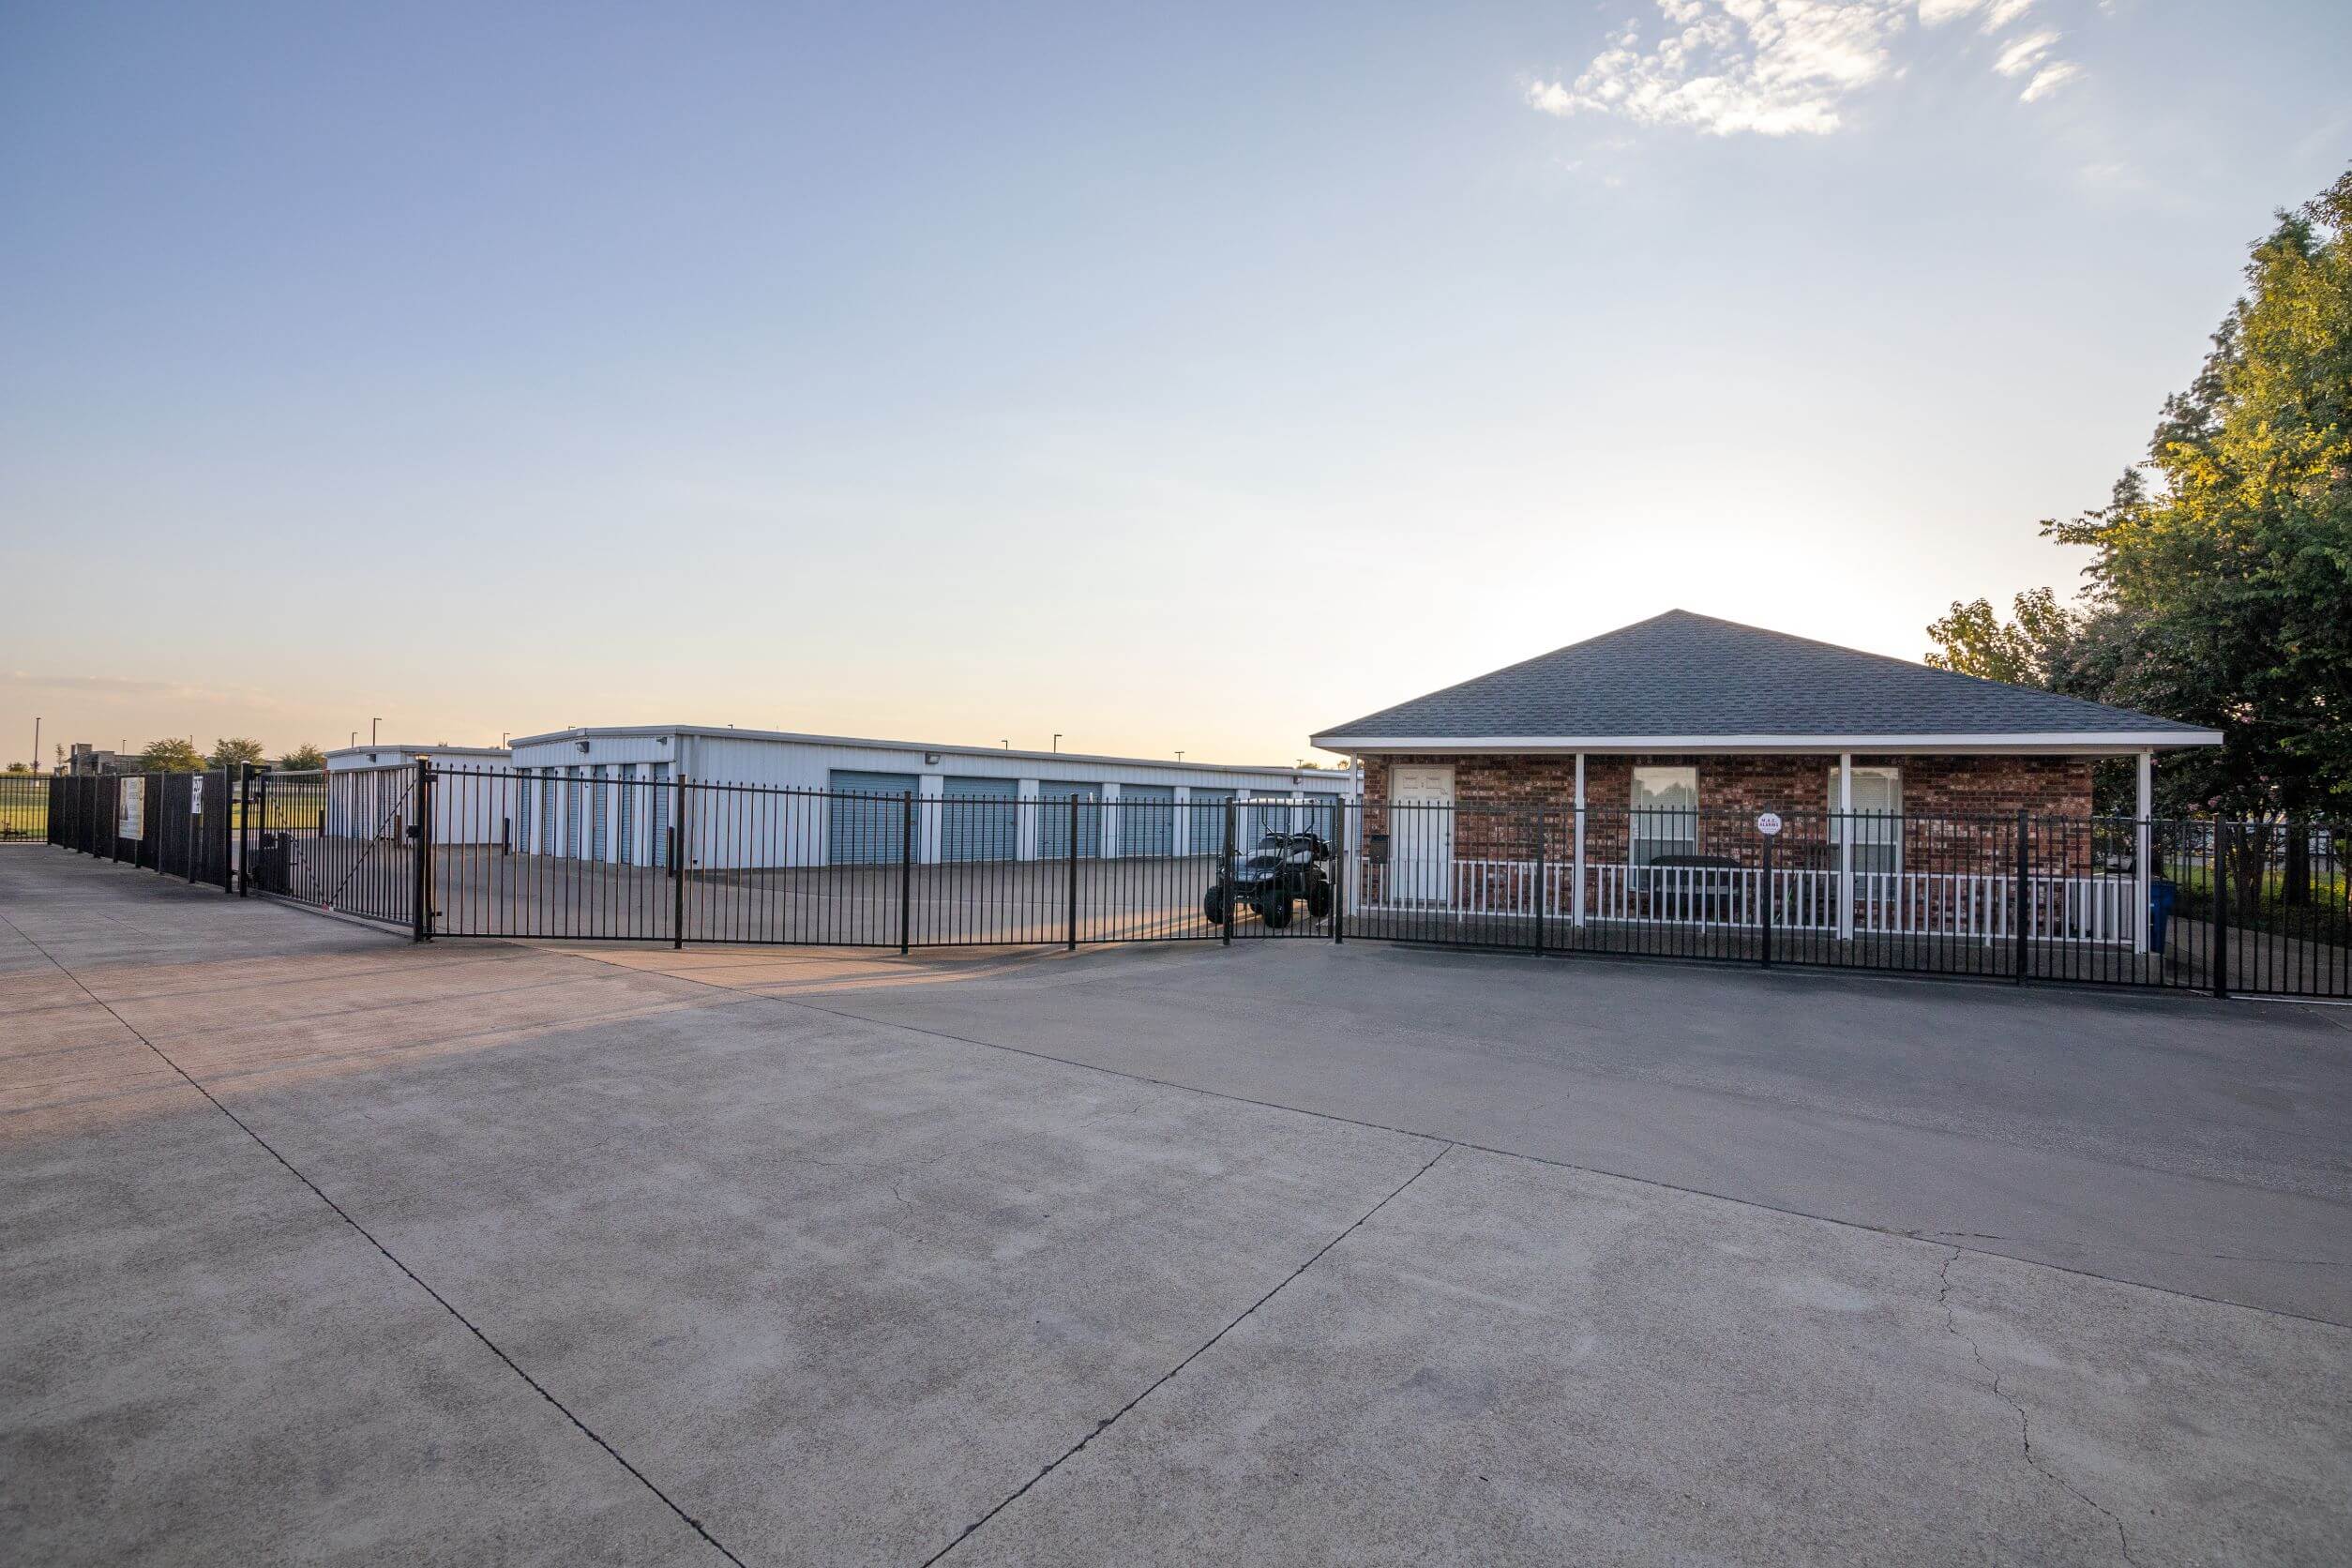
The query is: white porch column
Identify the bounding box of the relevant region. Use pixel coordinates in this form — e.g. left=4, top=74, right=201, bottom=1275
left=1571, top=753, right=1587, bottom=927
left=2133, top=748, right=2153, bottom=955
left=1837, top=752, right=1854, bottom=942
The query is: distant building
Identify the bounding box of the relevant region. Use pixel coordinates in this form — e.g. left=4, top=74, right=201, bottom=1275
left=61, top=743, right=131, bottom=776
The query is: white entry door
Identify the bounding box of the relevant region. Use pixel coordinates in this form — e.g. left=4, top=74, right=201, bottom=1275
left=1390, top=764, right=1455, bottom=905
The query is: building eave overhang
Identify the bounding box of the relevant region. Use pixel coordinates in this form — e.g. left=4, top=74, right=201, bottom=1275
left=1308, top=731, right=2225, bottom=757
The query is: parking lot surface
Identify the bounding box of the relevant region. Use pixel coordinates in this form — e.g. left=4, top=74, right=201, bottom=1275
left=5, top=852, right=2348, bottom=1565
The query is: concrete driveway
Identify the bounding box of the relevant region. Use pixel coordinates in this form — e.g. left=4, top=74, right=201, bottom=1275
left=4, top=852, right=2348, bottom=1566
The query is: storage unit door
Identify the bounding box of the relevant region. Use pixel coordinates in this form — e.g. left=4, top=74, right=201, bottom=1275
left=1118, top=784, right=1176, bottom=858
left=538, top=772, right=557, bottom=855
left=1244, top=796, right=1293, bottom=843
left=1302, top=792, right=1342, bottom=850
left=589, top=766, right=610, bottom=861
left=1036, top=781, right=1104, bottom=860
left=941, top=776, right=1019, bottom=863
left=828, top=770, right=918, bottom=866
left=1186, top=789, right=1234, bottom=857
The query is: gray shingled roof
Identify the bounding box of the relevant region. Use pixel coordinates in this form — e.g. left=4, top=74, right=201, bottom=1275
left=1314, top=610, right=2214, bottom=744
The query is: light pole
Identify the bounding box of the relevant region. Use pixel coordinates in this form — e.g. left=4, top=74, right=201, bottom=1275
left=31, top=716, right=38, bottom=774
left=1174, top=750, right=1184, bottom=762
left=370, top=717, right=382, bottom=746
left=1052, top=733, right=1062, bottom=753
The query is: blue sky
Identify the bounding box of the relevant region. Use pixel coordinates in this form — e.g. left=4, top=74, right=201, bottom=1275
left=3, top=1, right=2346, bottom=766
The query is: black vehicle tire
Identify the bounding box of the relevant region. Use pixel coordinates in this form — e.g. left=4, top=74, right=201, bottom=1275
left=1260, top=892, right=1293, bottom=930
left=1203, top=884, right=1229, bottom=926
left=1306, top=877, right=1332, bottom=920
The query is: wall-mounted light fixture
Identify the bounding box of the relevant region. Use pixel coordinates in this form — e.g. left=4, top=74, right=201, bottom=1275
left=923, top=751, right=942, bottom=765
left=575, top=740, right=591, bottom=754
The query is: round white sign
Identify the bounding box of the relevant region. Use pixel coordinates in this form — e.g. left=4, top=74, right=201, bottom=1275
left=1756, top=812, right=1783, bottom=837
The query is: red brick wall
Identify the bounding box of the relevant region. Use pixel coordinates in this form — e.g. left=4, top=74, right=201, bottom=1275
left=1356, top=752, right=2099, bottom=875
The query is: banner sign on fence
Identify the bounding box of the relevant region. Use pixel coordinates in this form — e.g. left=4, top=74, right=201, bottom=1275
left=118, top=777, right=145, bottom=841
left=190, top=776, right=205, bottom=816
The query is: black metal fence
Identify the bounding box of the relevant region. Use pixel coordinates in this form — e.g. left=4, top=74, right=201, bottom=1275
left=38, top=771, right=234, bottom=888
left=15, top=764, right=2348, bottom=1001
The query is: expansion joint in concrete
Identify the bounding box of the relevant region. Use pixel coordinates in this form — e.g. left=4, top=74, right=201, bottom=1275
left=0, top=910, right=750, bottom=1568
left=918, top=1139, right=1455, bottom=1566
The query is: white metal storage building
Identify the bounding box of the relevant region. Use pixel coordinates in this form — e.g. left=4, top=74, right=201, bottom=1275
left=502, top=726, right=1352, bottom=870
left=324, top=744, right=514, bottom=846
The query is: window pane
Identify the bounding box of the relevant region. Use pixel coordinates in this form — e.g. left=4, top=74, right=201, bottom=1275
left=1631, top=766, right=1697, bottom=867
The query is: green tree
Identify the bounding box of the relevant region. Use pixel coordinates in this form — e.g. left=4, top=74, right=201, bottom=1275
left=1925, top=587, right=2082, bottom=686
left=208, top=736, right=264, bottom=769
left=136, top=737, right=205, bottom=772
left=279, top=743, right=329, bottom=772
left=2046, top=168, right=2352, bottom=822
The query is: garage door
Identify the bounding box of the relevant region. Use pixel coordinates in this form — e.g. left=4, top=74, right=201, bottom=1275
left=941, top=776, right=1018, bottom=863
left=1301, top=792, right=1342, bottom=850
left=1036, top=780, right=1103, bottom=860
left=1244, top=795, right=1294, bottom=843
left=828, top=770, right=918, bottom=866
left=1117, top=784, right=1175, bottom=858
left=1185, top=789, right=1234, bottom=857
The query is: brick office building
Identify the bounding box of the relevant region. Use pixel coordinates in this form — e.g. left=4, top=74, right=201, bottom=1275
left=1311, top=611, right=2221, bottom=947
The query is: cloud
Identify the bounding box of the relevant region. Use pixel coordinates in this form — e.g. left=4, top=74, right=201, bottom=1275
left=1528, top=1, right=2086, bottom=137
left=1525, top=1, right=1906, bottom=137
left=1992, top=29, right=2058, bottom=75
left=2019, top=60, right=2081, bottom=100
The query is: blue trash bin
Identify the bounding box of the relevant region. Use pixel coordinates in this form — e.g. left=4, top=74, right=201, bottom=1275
left=2148, top=878, right=2176, bottom=954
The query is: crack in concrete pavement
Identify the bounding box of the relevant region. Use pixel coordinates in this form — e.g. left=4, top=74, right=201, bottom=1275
left=1937, top=1248, right=2137, bottom=1566
left=0, top=910, right=750, bottom=1568
left=917, top=1140, right=1456, bottom=1566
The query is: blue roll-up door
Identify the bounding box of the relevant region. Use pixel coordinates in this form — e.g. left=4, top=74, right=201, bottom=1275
left=1244, top=795, right=1292, bottom=844
left=565, top=767, right=584, bottom=858
left=617, top=765, right=636, bottom=865
left=589, top=765, right=609, bottom=861
left=1185, top=789, right=1234, bottom=857
left=828, top=770, right=918, bottom=866
left=1118, top=784, right=1175, bottom=858
left=1302, top=792, right=1342, bottom=850
left=1036, top=780, right=1103, bottom=860
left=940, top=776, right=1018, bottom=863
left=538, top=770, right=557, bottom=855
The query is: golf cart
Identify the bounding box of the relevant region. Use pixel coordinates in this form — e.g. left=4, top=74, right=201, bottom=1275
left=1204, top=829, right=1333, bottom=929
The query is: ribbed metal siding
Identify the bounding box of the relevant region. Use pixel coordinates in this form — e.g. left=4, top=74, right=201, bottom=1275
left=1117, top=784, right=1176, bottom=858
left=941, top=776, right=1018, bottom=863
left=1036, top=780, right=1103, bottom=860
left=565, top=767, right=583, bottom=858
left=828, top=770, right=917, bottom=866
left=538, top=770, right=557, bottom=855
left=649, top=762, right=671, bottom=867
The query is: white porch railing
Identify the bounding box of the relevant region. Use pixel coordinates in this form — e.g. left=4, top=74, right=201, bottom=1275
left=1354, top=858, right=2135, bottom=945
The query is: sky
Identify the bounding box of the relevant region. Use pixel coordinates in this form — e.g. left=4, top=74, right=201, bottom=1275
left=3, top=1, right=2347, bottom=769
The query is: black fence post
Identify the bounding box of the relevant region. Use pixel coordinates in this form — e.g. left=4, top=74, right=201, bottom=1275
left=1530, top=808, right=1545, bottom=954
left=671, top=787, right=686, bottom=951
left=1333, top=802, right=1347, bottom=946
left=1760, top=828, right=1773, bottom=969
left=1065, top=792, right=1079, bottom=952
left=411, top=758, right=432, bottom=943
left=243, top=767, right=260, bottom=895
left=2211, top=819, right=2229, bottom=1000
left=187, top=774, right=200, bottom=884
left=899, top=791, right=913, bottom=957
left=1221, top=799, right=1235, bottom=948
left=2013, top=808, right=2030, bottom=986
